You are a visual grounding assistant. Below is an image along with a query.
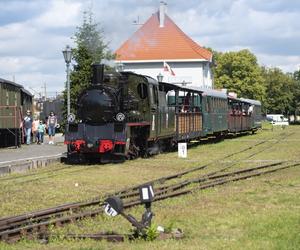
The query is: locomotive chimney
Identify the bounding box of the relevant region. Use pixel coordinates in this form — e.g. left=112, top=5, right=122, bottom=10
left=159, top=1, right=167, bottom=28
left=92, top=64, right=104, bottom=85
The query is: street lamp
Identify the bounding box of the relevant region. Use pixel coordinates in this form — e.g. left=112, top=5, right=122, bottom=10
left=62, top=45, right=72, bottom=120
left=157, top=73, right=163, bottom=82
left=116, top=62, right=124, bottom=72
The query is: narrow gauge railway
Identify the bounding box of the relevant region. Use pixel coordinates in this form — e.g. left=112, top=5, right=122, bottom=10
left=0, top=161, right=298, bottom=243
left=0, top=131, right=294, bottom=185
left=0, top=132, right=296, bottom=243
left=65, top=64, right=262, bottom=163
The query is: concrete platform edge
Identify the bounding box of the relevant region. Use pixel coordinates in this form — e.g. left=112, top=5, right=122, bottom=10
left=0, top=154, right=63, bottom=176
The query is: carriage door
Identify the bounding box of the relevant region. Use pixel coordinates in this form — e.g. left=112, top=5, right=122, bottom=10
left=149, top=84, right=159, bottom=138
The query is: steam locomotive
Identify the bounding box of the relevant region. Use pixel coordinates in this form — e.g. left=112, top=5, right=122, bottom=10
left=65, top=64, right=261, bottom=163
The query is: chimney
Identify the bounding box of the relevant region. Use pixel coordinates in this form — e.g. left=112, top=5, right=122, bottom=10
left=92, top=64, right=104, bottom=85
left=159, top=1, right=166, bottom=28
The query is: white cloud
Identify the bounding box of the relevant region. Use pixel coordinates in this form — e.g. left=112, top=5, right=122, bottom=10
left=33, top=0, right=82, bottom=29
left=257, top=53, right=300, bottom=72
left=0, top=0, right=300, bottom=97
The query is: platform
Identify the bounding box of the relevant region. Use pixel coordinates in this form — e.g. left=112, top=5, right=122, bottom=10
left=0, top=134, right=66, bottom=175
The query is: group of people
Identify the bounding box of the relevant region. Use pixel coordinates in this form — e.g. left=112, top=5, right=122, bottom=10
left=22, top=110, right=58, bottom=145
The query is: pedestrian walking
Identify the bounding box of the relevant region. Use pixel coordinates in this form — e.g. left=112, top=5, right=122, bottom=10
left=32, top=117, right=39, bottom=143
left=37, top=120, right=46, bottom=144
left=23, top=110, right=33, bottom=145
left=47, top=111, right=57, bottom=144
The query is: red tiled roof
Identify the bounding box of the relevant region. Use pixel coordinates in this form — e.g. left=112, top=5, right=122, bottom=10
left=115, top=12, right=212, bottom=61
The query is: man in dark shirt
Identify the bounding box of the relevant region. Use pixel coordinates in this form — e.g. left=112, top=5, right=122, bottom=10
left=47, top=111, right=57, bottom=144
left=23, top=110, right=33, bottom=145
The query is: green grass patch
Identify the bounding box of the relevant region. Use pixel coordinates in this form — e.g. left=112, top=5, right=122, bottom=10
left=0, top=126, right=299, bottom=249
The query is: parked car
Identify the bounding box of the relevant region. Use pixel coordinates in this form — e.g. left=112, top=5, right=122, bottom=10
left=266, top=114, right=289, bottom=126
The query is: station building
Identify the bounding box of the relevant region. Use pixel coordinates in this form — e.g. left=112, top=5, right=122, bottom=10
left=115, top=3, right=213, bottom=89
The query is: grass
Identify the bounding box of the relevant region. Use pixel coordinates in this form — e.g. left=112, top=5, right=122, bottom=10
left=0, top=123, right=299, bottom=249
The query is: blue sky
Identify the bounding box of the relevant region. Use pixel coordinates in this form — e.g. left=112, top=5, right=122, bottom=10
left=0, top=0, right=299, bottom=96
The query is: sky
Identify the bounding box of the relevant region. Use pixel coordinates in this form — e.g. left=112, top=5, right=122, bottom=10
left=0, top=0, right=299, bottom=96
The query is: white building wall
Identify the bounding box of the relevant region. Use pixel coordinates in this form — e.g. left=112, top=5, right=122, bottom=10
left=121, top=61, right=213, bottom=89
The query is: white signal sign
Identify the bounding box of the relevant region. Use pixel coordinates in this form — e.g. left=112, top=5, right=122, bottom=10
left=178, top=143, right=187, bottom=158
left=104, top=204, right=118, bottom=217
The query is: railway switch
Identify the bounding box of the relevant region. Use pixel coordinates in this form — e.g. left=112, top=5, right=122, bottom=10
left=104, top=184, right=155, bottom=237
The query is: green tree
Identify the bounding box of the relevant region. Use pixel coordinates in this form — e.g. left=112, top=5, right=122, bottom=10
left=291, top=70, right=300, bottom=119
left=63, top=12, right=114, bottom=121
left=214, top=49, right=265, bottom=102
left=261, top=67, right=295, bottom=115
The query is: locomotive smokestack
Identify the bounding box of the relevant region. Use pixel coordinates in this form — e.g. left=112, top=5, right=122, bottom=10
left=92, top=64, right=104, bottom=85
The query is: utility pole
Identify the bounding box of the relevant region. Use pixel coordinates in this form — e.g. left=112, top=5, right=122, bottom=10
left=41, top=82, right=47, bottom=100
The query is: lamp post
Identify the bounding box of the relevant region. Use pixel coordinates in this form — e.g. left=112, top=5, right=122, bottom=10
left=116, top=62, right=124, bottom=72
left=157, top=73, right=163, bottom=82
left=62, top=45, right=72, bottom=120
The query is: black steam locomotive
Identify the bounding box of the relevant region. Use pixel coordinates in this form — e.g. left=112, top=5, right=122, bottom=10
left=65, top=64, right=261, bottom=163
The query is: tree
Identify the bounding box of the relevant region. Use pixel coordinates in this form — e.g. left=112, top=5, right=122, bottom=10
left=261, top=67, right=295, bottom=115
left=63, top=11, right=114, bottom=121
left=214, top=49, right=265, bottom=102
left=291, top=70, right=300, bottom=119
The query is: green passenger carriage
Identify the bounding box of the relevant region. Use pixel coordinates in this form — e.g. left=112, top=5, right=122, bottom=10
left=0, top=78, right=33, bottom=147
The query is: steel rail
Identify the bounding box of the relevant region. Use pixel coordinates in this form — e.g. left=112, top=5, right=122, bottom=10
left=0, top=132, right=293, bottom=234
left=1, top=162, right=298, bottom=243
left=0, top=131, right=295, bottom=241
left=0, top=138, right=269, bottom=228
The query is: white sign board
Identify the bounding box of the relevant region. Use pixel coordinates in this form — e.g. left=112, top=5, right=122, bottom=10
left=178, top=143, right=187, bottom=158
left=104, top=204, right=118, bottom=217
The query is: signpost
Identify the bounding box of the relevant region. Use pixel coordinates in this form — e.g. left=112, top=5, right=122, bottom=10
left=178, top=143, right=187, bottom=158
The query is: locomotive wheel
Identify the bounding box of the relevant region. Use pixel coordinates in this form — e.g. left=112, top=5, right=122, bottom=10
left=127, top=142, right=140, bottom=160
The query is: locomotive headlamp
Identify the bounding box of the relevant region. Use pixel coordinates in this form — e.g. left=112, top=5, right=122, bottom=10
left=67, top=113, right=75, bottom=123
left=116, top=112, right=125, bottom=122
left=157, top=73, right=163, bottom=82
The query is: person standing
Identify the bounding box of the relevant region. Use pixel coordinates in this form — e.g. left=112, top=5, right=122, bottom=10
left=47, top=111, right=57, bottom=144
left=37, top=120, right=46, bottom=144
left=32, top=117, right=40, bottom=143
left=23, top=110, right=33, bottom=145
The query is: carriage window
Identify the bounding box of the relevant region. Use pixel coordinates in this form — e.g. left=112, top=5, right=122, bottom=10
left=137, top=83, right=148, bottom=99
left=149, top=85, right=158, bottom=105
left=14, top=93, right=17, bottom=106
left=149, top=86, right=153, bottom=103
left=153, top=86, right=158, bottom=104
left=208, top=98, right=211, bottom=112
left=6, top=91, right=9, bottom=105
left=158, top=91, right=167, bottom=107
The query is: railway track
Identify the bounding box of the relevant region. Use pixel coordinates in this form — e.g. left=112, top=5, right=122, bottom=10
left=0, top=131, right=292, bottom=185
left=0, top=132, right=296, bottom=243
left=1, top=160, right=298, bottom=243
